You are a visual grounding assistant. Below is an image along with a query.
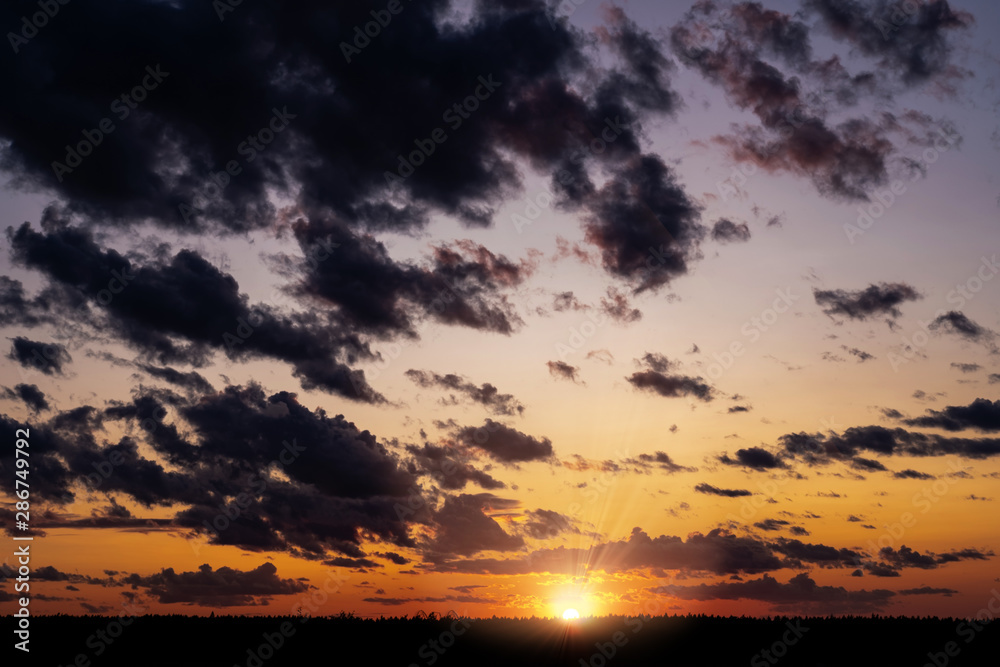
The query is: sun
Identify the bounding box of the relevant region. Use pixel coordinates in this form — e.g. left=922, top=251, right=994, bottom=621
left=562, top=608, right=580, bottom=620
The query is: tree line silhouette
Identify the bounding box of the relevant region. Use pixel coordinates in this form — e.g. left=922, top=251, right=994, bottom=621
left=9, top=612, right=997, bottom=666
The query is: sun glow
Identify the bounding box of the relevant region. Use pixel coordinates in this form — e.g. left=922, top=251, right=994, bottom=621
left=562, top=608, right=580, bottom=620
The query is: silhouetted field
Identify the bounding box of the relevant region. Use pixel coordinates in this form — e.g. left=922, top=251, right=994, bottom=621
left=10, top=613, right=998, bottom=666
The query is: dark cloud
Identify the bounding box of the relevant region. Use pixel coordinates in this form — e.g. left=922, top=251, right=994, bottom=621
left=552, top=291, right=587, bottom=312
left=929, top=311, right=993, bottom=342
left=804, top=0, right=973, bottom=86
left=325, top=557, right=381, bottom=570
left=843, top=346, right=874, bottom=362
left=771, top=538, right=860, bottom=568
left=364, top=592, right=494, bottom=606
left=3, top=384, right=50, bottom=413
left=951, top=362, right=982, bottom=373
left=728, top=405, right=752, bottom=413
left=449, top=585, right=485, bottom=595
left=629, top=451, right=698, bottom=474
left=172, top=385, right=421, bottom=554
left=0, top=413, right=93, bottom=503
left=778, top=425, right=1000, bottom=463
left=695, top=483, right=752, bottom=497
left=898, top=586, right=958, bottom=597
left=100, top=498, right=133, bottom=520
left=711, top=218, right=752, bottom=244
left=878, top=545, right=938, bottom=570
left=854, top=545, right=993, bottom=576
left=718, top=447, right=785, bottom=470
left=433, top=419, right=460, bottom=431
left=0, top=0, right=718, bottom=454
left=904, top=398, right=1000, bottom=433
left=935, top=548, right=992, bottom=563
left=583, top=154, right=704, bottom=293
left=32, top=565, right=84, bottom=583
left=0, top=0, right=710, bottom=301
left=813, top=283, right=920, bottom=320
left=8, top=224, right=384, bottom=403
left=292, top=224, right=530, bottom=337
left=638, top=352, right=673, bottom=373
left=892, top=469, right=935, bottom=479
left=626, top=369, right=714, bottom=401
left=0, top=3, right=533, bottom=225
left=8, top=337, right=71, bottom=375
left=405, top=369, right=524, bottom=416
left=599, top=287, right=643, bottom=324
left=754, top=519, right=790, bottom=531
left=378, top=552, right=410, bottom=566
left=433, top=527, right=783, bottom=576
left=850, top=457, right=888, bottom=472
left=546, top=360, right=582, bottom=383
left=626, top=355, right=714, bottom=402
left=0, top=276, right=52, bottom=328
left=427, top=493, right=524, bottom=558
left=670, top=1, right=967, bottom=201
left=654, top=572, right=894, bottom=612
left=0, top=0, right=989, bottom=612
left=122, top=562, right=308, bottom=607
left=521, top=509, right=578, bottom=540
left=404, top=442, right=506, bottom=491
left=139, top=365, right=214, bottom=394
left=451, top=419, right=555, bottom=463
left=597, top=6, right=682, bottom=114
left=0, top=382, right=426, bottom=559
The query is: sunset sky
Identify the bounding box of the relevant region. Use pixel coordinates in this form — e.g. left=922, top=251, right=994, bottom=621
left=1, top=0, right=999, bottom=620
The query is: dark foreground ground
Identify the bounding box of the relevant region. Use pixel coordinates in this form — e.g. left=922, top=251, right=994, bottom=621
left=7, top=614, right=998, bottom=666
